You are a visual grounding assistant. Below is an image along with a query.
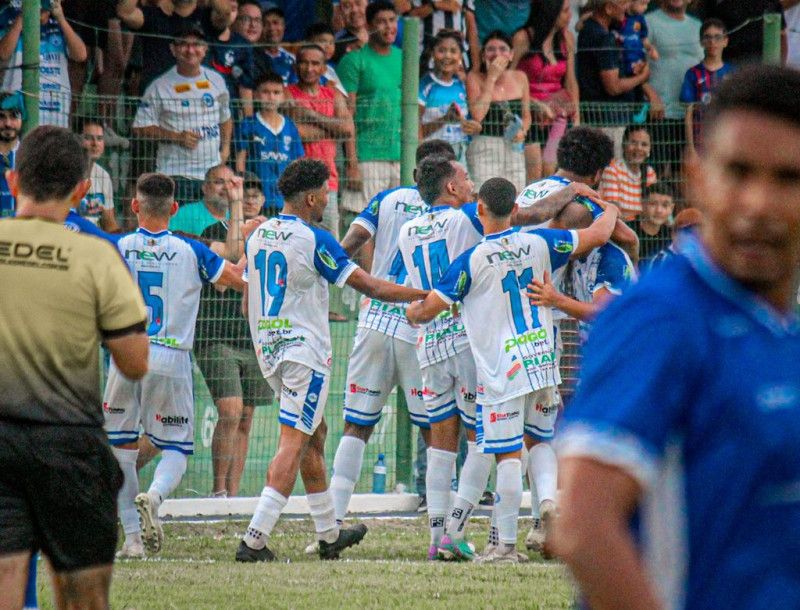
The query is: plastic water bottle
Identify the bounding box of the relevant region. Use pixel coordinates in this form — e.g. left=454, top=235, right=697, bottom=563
left=372, top=454, right=387, bottom=494
left=503, top=113, right=525, bottom=153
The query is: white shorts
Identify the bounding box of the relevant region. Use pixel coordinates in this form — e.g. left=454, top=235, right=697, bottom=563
left=103, top=345, right=194, bottom=454
left=267, top=361, right=330, bottom=436
left=340, top=161, right=401, bottom=213
left=421, top=349, right=477, bottom=428
left=476, top=386, right=558, bottom=454
left=344, top=328, right=427, bottom=428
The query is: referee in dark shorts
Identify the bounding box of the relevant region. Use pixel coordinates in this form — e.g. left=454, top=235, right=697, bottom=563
left=0, top=126, right=148, bottom=609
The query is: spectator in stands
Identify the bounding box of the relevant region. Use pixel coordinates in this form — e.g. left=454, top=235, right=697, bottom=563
left=132, top=24, right=233, bottom=205
left=466, top=30, right=531, bottom=192
left=0, top=0, right=87, bottom=128
left=339, top=1, right=403, bottom=217
left=261, top=6, right=297, bottom=85
left=419, top=30, right=479, bottom=166
left=235, top=73, right=304, bottom=216
left=645, top=0, right=702, bottom=179
left=511, top=0, right=580, bottom=183
left=205, top=0, right=256, bottom=117
left=464, top=0, right=530, bottom=70
left=234, top=1, right=273, bottom=82
left=628, top=181, right=674, bottom=267
left=306, top=22, right=347, bottom=95
left=286, top=44, right=354, bottom=237
left=409, top=0, right=469, bottom=69
left=787, top=0, right=800, bottom=69
left=0, top=92, right=21, bottom=218
left=171, top=164, right=238, bottom=235
left=333, top=0, right=369, bottom=64
left=78, top=120, right=119, bottom=232
left=681, top=18, right=734, bottom=158
left=576, top=0, right=651, bottom=128
left=646, top=205, right=701, bottom=271
left=696, top=0, right=787, bottom=65
left=599, top=123, right=657, bottom=219
left=195, top=172, right=272, bottom=498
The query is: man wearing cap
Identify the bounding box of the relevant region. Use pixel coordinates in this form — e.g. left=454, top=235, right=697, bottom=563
left=195, top=170, right=273, bottom=498
left=132, top=23, right=233, bottom=205
left=0, top=92, right=22, bottom=218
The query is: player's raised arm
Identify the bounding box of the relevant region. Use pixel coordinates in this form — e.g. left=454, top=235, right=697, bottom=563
left=345, top=268, right=428, bottom=304
left=511, top=181, right=595, bottom=227
left=572, top=202, right=618, bottom=258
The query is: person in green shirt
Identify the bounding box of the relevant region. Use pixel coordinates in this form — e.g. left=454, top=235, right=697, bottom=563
left=170, top=164, right=236, bottom=235
left=338, top=0, right=403, bottom=216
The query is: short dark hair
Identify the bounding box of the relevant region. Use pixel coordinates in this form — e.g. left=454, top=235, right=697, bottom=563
left=706, top=64, right=800, bottom=133
left=644, top=182, right=676, bottom=201
left=136, top=173, right=175, bottom=217
left=263, top=6, right=285, bottom=20
left=432, top=29, right=463, bottom=53
left=480, top=30, right=513, bottom=73
left=15, top=126, right=89, bottom=203
left=77, top=117, right=104, bottom=133
left=700, top=18, right=727, bottom=37
left=416, top=155, right=456, bottom=204
left=254, top=71, right=285, bottom=90
left=296, top=43, right=326, bottom=62
left=366, top=0, right=396, bottom=25
left=416, top=139, right=456, bottom=164
left=278, top=158, right=330, bottom=202
left=623, top=123, right=649, bottom=143
left=557, top=126, right=614, bottom=177
left=306, top=22, right=334, bottom=39
left=478, top=177, right=517, bottom=218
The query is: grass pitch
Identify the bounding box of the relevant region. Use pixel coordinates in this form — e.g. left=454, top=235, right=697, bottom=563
left=36, top=517, right=575, bottom=609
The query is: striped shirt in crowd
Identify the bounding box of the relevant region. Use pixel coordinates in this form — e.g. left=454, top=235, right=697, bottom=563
left=598, top=158, right=657, bottom=219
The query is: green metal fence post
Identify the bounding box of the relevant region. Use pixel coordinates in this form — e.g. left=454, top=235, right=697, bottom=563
left=21, top=0, right=40, bottom=134
left=762, top=13, right=781, bottom=65
left=400, top=17, right=420, bottom=187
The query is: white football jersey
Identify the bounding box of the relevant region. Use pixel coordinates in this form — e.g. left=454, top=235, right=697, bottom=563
left=245, top=214, right=358, bottom=377
left=133, top=66, right=231, bottom=180
left=398, top=203, right=483, bottom=367
left=351, top=186, right=427, bottom=344
left=117, top=228, right=225, bottom=350
left=435, top=228, right=579, bottom=404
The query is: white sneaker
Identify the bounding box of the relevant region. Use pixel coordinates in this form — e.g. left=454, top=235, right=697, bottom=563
left=135, top=493, right=163, bottom=554
left=116, top=539, right=145, bottom=559
left=525, top=517, right=546, bottom=552
left=475, top=543, right=519, bottom=564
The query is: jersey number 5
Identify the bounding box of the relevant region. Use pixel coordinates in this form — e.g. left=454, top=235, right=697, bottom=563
left=254, top=250, right=288, bottom=316
left=138, top=271, right=164, bottom=336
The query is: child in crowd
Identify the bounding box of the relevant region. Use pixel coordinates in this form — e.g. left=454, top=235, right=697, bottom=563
left=306, top=22, right=348, bottom=96
left=616, top=0, right=658, bottom=79
left=629, top=182, right=675, bottom=270
left=418, top=29, right=480, bottom=165
left=235, top=73, right=305, bottom=216
left=681, top=18, right=734, bottom=156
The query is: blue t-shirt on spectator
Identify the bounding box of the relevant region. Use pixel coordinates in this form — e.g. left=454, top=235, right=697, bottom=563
left=616, top=14, right=648, bottom=76
left=206, top=31, right=255, bottom=103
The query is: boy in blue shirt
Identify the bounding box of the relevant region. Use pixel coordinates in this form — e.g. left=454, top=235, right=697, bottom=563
left=235, top=73, right=304, bottom=215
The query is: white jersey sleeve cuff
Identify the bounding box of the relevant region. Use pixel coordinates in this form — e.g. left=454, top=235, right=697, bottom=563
left=335, top=262, right=359, bottom=288
left=351, top=217, right=377, bottom=236
left=210, top=259, right=226, bottom=284
left=556, top=422, right=659, bottom=491
left=433, top=288, right=455, bottom=306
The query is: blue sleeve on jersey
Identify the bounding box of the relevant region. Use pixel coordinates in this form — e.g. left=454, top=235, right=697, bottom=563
left=530, top=228, right=576, bottom=272
left=179, top=235, right=226, bottom=284
left=433, top=246, right=474, bottom=304
left=63, top=211, right=122, bottom=245
left=595, top=244, right=634, bottom=295
left=312, top=226, right=357, bottom=285
left=460, top=202, right=484, bottom=236
left=574, top=195, right=603, bottom=220
left=679, top=68, right=697, bottom=103
left=355, top=193, right=381, bottom=233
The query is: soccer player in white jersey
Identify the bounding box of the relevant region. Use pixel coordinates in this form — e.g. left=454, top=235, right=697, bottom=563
left=407, top=177, right=619, bottom=562
left=327, top=140, right=456, bottom=529
left=397, top=155, right=493, bottom=561
left=237, top=159, right=428, bottom=562
left=104, top=173, right=244, bottom=557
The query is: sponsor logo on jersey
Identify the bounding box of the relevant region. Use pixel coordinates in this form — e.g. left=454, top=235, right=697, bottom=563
left=349, top=383, right=381, bottom=396
left=367, top=197, right=380, bottom=215
left=504, top=327, right=549, bottom=353
left=408, top=218, right=448, bottom=236
left=486, top=244, right=531, bottom=264
left=103, top=402, right=125, bottom=414
left=125, top=249, right=177, bottom=261
left=476, top=384, right=485, bottom=395
left=506, top=360, right=522, bottom=380
left=393, top=201, right=425, bottom=215
left=201, top=93, right=214, bottom=107
left=454, top=271, right=468, bottom=296
left=174, top=83, right=191, bottom=93
left=258, top=318, right=293, bottom=330
left=489, top=411, right=519, bottom=423
left=553, top=240, right=574, bottom=254
left=410, top=388, right=424, bottom=397
left=150, top=337, right=179, bottom=347
left=281, top=385, right=298, bottom=397
left=156, top=414, right=189, bottom=426
left=317, top=245, right=338, bottom=270
left=535, top=402, right=558, bottom=415
left=257, top=228, right=293, bottom=240
left=196, top=80, right=211, bottom=89
left=459, top=387, right=476, bottom=402
left=0, top=241, right=70, bottom=270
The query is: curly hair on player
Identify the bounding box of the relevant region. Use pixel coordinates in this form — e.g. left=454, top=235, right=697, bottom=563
left=416, top=155, right=456, bottom=205
left=556, top=126, right=614, bottom=179
left=278, top=158, right=330, bottom=203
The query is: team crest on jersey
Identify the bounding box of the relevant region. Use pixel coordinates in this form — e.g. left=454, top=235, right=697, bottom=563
left=317, top=245, right=338, bottom=270
left=553, top=240, right=574, bottom=254
left=455, top=271, right=468, bottom=296
left=367, top=198, right=379, bottom=215
left=283, top=135, right=292, bottom=148
left=202, top=93, right=214, bottom=108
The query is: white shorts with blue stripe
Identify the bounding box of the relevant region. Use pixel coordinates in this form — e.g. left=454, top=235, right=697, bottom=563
left=421, top=348, right=477, bottom=428
left=267, top=361, right=330, bottom=435
left=103, top=345, right=194, bottom=454
left=476, top=386, right=558, bottom=454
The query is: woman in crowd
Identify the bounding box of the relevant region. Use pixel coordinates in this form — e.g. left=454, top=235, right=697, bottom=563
left=419, top=30, right=482, bottom=166
left=465, top=30, right=532, bottom=192
left=599, top=123, right=657, bottom=220
left=511, top=0, right=580, bottom=183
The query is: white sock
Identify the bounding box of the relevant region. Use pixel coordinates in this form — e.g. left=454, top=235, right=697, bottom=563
left=148, top=450, right=187, bottom=508
left=495, top=459, right=523, bottom=545
left=426, top=448, right=457, bottom=546
left=112, top=447, right=141, bottom=535
left=529, top=443, right=558, bottom=505
left=244, top=487, right=287, bottom=549
left=307, top=491, right=339, bottom=543
left=447, top=442, right=492, bottom=540
left=329, top=436, right=366, bottom=522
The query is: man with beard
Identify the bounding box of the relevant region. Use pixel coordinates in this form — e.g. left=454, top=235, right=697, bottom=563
left=0, top=92, right=21, bottom=218
left=170, top=164, right=240, bottom=237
